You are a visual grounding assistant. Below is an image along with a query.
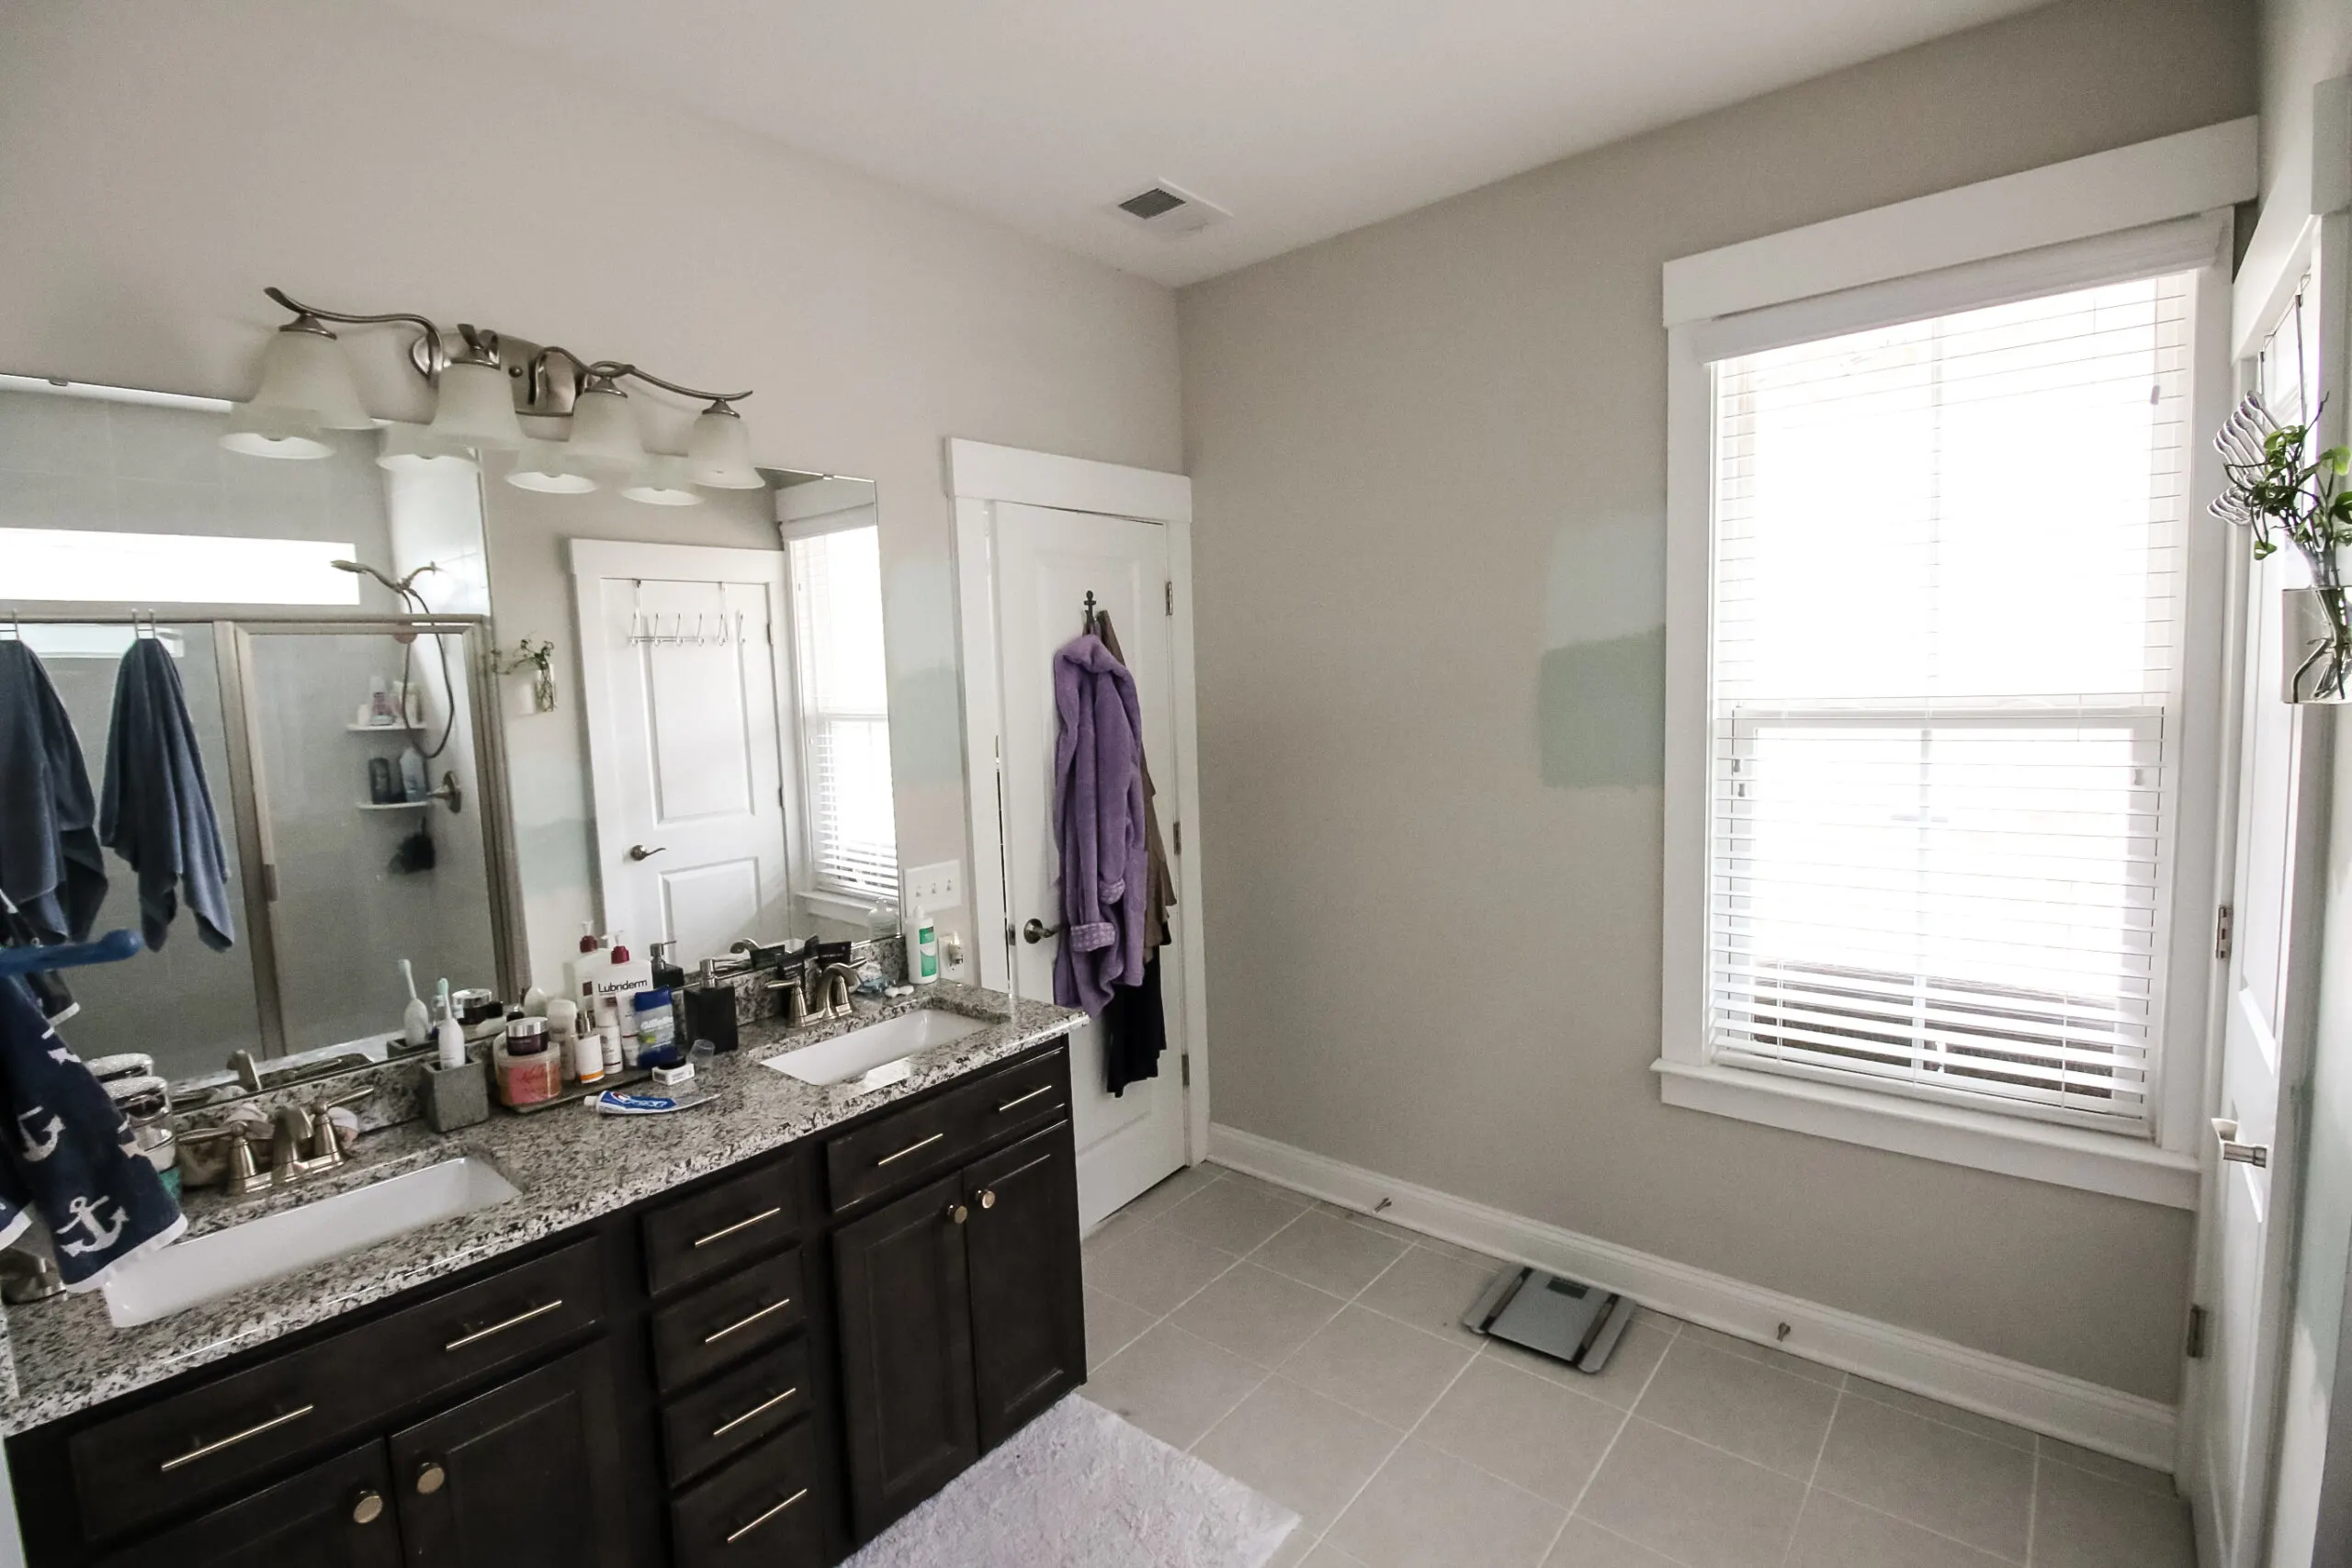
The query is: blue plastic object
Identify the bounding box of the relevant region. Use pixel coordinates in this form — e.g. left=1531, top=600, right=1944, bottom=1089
left=0, top=929, right=143, bottom=979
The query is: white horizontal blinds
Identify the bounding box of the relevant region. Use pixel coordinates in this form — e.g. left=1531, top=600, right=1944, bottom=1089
left=788, top=526, right=899, bottom=901
left=1708, top=272, right=2191, bottom=1129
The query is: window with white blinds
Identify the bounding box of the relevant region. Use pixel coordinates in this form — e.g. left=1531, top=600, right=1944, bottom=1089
left=1703, top=271, right=2190, bottom=1132
left=787, top=525, right=898, bottom=902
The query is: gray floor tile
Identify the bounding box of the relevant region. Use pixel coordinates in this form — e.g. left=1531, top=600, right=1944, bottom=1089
left=1083, top=1221, right=1238, bottom=1314
left=1414, top=1356, right=1623, bottom=1506
left=1633, top=1336, right=1841, bottom=1479
left=1844, top=1376, right=2036, bottom=1452
left=1577, top=1417, right=1806, bottom=1568
left=2032, top=1454, right=2194, bottom=1568
left=1301, top=1543, right=1372, bottom=1567
left=1255, top=1209, right=1412, bottom=1297
left=1162, top=1178, right=1313, bottom=1255
left=1788, top=1489, right=2017, bottom=1568
left=1083, top=1285, right=1156, bottom=1371
left=1485, top=1317, right=1673, bottom=1411
left=2037, top=1436, right=2176, bottom=1495
left=1544, top=1517, right=1684, bottom=1568
left=1679, top=1322, right=1844, bottom=1388
left=1356, top=1246, right=1498, bottom=1347
left=1315, top=1200, right=1423, bottom=1245
left=1327, top=1438, right=1566, bottom=1568
left=1172, top=1262, right=1349, bottom=1367
left=1118, top=1161, right=1223, bottom=1224
left=1280, top=1305, right=1478, bottom=1428
left=1812, top=1392, right=2034, bottom=1560
left=1193, top=1375, right=1404, bottom=1532
left=1084, top=1322, right=1265, bottom=1450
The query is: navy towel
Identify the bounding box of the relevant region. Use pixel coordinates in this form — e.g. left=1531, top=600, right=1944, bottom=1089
left=0, top=642, right=107, bottom=944
left=99, top=638, right=234, bottom=952
left=0, top=977, right=183, bottom=1290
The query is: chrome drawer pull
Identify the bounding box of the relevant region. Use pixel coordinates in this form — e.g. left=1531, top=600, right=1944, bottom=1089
left=692, top=1206, right=784, bottom=1248
left=711, top=1385, right=800, bottom=1438
left=704, top=1297, right=792, bottom=1345
left=876, top=1131, right=944, bottom=1167
left=444, top=1299, right=563, bottom=1352
left=726, top=1487, right=808, bottom=1544
left=995, top=1084, right=1054, bottom=1113
left=159, top=1404, right=315, bottom=1472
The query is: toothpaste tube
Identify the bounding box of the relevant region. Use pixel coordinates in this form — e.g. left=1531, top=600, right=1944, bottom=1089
left=592, top=1088, right=711, bottom=1115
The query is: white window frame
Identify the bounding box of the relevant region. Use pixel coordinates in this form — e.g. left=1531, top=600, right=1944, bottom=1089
left=1658, top=121, right=2257, bottom=1210
left=778, top=492, right=898, bottom=922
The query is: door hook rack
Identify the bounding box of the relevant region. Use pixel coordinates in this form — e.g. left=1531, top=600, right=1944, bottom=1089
left=628, top=610, right=738, bottom=649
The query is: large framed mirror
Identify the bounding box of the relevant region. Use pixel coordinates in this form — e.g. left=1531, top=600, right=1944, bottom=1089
left=0, top=372, right=914, bottom=1102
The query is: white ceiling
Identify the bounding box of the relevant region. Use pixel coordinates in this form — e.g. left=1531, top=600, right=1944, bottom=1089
left=382, top=0, right=2053, bottom=287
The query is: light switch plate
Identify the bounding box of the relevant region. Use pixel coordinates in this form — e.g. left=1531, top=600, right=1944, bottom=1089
left=901, top=861, right=962, bottom=911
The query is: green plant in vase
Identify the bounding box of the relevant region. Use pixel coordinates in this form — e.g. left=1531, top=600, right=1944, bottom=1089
left=2212, top=396, right=2352, bottom=700
left=502, top=637, right=559, bottom=714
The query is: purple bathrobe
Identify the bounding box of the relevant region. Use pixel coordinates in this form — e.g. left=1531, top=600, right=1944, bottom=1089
left=1052, top=636, right=1148, bottom=1015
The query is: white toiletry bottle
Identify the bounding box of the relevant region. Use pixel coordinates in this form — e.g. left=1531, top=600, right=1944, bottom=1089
left=399, top=744, right=428, bottom=803
left=435, top=994, right=466, bottom=1071
left=903, top=903, right=938, bottom=986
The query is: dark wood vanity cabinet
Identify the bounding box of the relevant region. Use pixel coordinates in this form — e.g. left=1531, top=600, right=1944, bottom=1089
left=11, top=1035, right=1084, bottom=1568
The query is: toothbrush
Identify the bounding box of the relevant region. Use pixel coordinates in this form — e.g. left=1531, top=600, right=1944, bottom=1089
left=400, top=958, right=430, bottom=1046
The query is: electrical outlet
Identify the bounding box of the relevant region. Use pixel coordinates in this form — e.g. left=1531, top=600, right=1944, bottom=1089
left=901, top=861, right=962, bottom=912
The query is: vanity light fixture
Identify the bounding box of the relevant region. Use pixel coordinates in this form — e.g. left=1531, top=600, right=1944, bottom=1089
left=220, top=288, right=757, bottom=510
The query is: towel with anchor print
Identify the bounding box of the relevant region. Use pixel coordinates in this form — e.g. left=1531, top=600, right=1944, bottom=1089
left=0, top=976, right=183, bottom=1289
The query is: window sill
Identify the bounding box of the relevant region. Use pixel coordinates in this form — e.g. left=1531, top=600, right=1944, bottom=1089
left=1652, top=1058, right=2199, bottom=1209
left=797, top=887, right=896, bottom=927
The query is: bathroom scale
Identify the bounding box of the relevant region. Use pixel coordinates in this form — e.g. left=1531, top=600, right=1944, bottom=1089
left=1462, top=1265, right=1634, bottom=1373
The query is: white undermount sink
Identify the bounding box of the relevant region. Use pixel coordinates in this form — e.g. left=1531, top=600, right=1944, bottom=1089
left=101, top=1156, right=519, bottom=1327
left=761, top=1008, right=989, bottom=1089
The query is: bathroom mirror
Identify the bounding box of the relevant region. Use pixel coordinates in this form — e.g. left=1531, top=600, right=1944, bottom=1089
left=0, top=375, right=913, bottom=1098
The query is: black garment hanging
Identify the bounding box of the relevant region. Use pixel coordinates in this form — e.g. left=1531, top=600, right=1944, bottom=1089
left=1101, top=951, right=1166, bottom=1097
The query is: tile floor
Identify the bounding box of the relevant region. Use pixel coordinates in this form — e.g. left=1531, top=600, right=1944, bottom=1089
left=1080, top=1162, right=2195, bottom=1568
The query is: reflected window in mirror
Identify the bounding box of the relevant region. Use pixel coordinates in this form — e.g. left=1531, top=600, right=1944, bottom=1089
left=787, top=522, right=897, bottom=906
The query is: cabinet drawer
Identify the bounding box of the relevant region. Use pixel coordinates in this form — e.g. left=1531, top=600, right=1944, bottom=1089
left=641, top=1155, right=802, bottom=1296
left=651, top=1248, right=806, bottom=1393
left=661, top=1337, right=812, bottom=1488
left=824, top=1046, right=1068, bottom=1213
left=70, top=1237, right=603, bottom=1541
left=671, top=1420, right=824, bottom=1568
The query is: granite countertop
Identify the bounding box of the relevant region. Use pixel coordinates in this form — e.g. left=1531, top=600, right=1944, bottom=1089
left=0, top=984, right=1083, bottom=1436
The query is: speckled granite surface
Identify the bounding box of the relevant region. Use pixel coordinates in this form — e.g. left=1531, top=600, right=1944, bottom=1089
left=0, top=984, right=1079, bottom=1436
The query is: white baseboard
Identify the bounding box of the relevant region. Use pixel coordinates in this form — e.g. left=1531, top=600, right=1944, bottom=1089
left=1208, top=1122, right=2178, bottom=1472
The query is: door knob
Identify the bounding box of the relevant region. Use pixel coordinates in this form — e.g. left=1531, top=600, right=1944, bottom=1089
left=1022, top=919, right=1060, bottom=944
left=978, top=1189, right=997, bottom=1210
left=351, top=1488, right=384, bottom=1525
left=2213, top=1118, right=2270, bottom=1168
left=414, top=1460, right=446, bottom=1495
left=948, top=1202, right=969, bottom=1224
left=628, top=844, right=666, bottom=862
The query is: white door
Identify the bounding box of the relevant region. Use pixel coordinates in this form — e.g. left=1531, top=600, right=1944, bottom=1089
left=2205, top=268, right=2335, bottom=1568
left=571, top=541, right=797, bottom=969
left=995, top=501, right=1190, bottom=1228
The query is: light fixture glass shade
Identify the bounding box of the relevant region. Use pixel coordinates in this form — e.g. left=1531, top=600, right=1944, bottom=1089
left=246, top=322, right=373, bottom=429
left=425, top=358, right=526, bottom=452
left=376, top=423, right=480, bottom=475
left=686, top=402, right=763, bottom=488
left=220, top=405, right=334, bottom=460
left=506, top=438, right=601, bottom=494
left=621, top=454, right=703, bottom=507
left=567, top=384, right=646, bottom=470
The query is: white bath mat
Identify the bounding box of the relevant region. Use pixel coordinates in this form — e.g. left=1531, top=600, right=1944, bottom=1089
left=844, top=1394, right=1298, bottom=1568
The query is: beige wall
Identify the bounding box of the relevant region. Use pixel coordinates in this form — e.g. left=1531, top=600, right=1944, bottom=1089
left=0, top=0, right=1182, bottom=985
left=1178, top=0, right=2256, bottom=1402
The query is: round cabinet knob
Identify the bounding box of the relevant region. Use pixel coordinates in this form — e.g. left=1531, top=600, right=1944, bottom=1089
left=352, top=1488, right=384, bottom=1525
left=978, top=1189, right=997, bottom=1210
left=948, top=1203, right=969, bottom=1224
left=415, top=1460, right=447, bottom=1495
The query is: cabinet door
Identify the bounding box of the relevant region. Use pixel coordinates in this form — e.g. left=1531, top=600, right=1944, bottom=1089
left=831, top=1171, right=978, bottom=1540
left=964, top=1121, right=1086, bottom=1449
left=387, top=1342, right=627, bottom=1568
left=94, top=1441, right=402, bottom=1568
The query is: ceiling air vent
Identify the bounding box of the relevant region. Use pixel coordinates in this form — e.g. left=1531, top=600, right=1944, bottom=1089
left=1112, top=181, right=1229, bottom=237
